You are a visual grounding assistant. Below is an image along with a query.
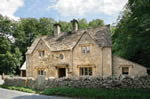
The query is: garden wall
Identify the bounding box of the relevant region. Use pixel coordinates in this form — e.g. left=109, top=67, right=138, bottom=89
left=4, top=76, right=150, bottom=90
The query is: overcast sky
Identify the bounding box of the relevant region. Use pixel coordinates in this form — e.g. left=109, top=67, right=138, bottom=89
left=0, top=0, right=128, bottom=24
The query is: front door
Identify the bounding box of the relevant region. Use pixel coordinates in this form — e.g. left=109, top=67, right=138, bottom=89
left=58, top=68, right=66, bottom=78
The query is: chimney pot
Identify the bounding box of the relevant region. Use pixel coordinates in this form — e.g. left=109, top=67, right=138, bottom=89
left=54, top=23, right=61, bottom=36
left=71, top=19, right=78, bottom=31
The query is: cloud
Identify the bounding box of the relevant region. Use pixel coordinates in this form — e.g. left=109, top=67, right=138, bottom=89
left=48, top=0, right=128, bottom=16
left=0, top=0, right=24, bottom=20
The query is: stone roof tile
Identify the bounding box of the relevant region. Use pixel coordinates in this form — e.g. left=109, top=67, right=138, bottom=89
left=26, top=26, right=112, bottom=54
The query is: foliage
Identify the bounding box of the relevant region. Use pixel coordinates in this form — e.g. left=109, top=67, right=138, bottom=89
left=0, top=16, right=22, bottom=74
left=112, top=0, right=150, bottom=67
left=89, top=19, right=104, bottom=28
left=78, top=18, right=89, bottom=29
left=42, top=87, right=150, bottom=98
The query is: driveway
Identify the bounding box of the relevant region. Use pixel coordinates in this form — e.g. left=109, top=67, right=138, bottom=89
left=0, top=88, right=71, bottom=99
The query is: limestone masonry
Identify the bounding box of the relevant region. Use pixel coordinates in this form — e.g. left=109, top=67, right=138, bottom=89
left=20, top=19, right=147, bottom=78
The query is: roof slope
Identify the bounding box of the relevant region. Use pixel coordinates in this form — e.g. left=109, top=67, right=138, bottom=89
left=20, top=61, right=26, bottom=70
left=26, top=26, right=112, bottom=54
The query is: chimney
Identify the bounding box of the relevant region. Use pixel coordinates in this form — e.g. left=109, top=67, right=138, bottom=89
left=71, top=19, right=78, bottom=31
left=54, top=23, right=61, bottom=36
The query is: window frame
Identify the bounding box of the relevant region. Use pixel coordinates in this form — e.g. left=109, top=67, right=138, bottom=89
left=122, top=67, right=129, bottom=75
left=81, top=46, right=91, bottom=54
left=38, top=70, right=44, bottom=75
left=80, top=67, right=92, bottom=76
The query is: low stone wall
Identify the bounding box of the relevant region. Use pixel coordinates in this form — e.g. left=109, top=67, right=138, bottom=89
left=4, top=76, right=150, bottom=90
left=5, top=77, right=26, bottom=86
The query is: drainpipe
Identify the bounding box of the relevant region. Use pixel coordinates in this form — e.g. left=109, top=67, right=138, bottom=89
left=101, top=47, right=104, bottom=79
left=111, top=47, right=113, bottom=77
left=71, top=49, right=73, bottom=77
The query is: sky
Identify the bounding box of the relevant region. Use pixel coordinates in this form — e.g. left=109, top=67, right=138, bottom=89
left=0, top=0, right=128, bottom=24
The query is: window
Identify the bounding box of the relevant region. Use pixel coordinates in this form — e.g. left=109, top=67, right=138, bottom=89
left=80, top=67, right=92, bottom=76
left=38, top=70, right=44, bottom=75
left=82, top=47, right=86, bottom=53
left=60, top=54, right=63, bottom=60
left=87, top=47, right=91, bottom=53
left=81, top=46, right=91, bottom=53
left=122, top=67, right=129, bottom=75
left=39, top=51, right=44, bottom=57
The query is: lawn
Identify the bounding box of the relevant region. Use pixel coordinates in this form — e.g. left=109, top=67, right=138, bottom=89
left=0, top=84, right=36, bottom=93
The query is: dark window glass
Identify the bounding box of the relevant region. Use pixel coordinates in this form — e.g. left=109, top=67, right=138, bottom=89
left=85, top=68, right=88, bottom=75
left=38, top=70, right=44, bottom=75
left=60, top=54, right=63, bottom=59
left=87, top=47, right=91, bottom=53
left=41, top=70, right=43, bottom=75
left=122, top=67, right=129, bottom=75
left=82, top=47, right=86, bottom=53
left=80, top=67, right=92, bottom=76
left=39, top=51, right=44, bottom=57
left=89, top=67, right=92, bottom=75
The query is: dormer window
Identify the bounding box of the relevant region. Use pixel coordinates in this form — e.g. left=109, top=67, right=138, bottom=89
left=39, top=51, right=45, bottom=57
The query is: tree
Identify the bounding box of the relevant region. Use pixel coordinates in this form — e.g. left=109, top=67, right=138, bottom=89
left=0, top=37, right=22, bottom=74
left=37, top=17, right=55, bottom=36
left=0, top=15, right=22, bottom=74
left=112, top=0, right=150, bottom=67
left=78, top=18, right=89, bottom=29
left=89, top=19, right=104, bottom=28
left=59, top=21, right=72, bottom=32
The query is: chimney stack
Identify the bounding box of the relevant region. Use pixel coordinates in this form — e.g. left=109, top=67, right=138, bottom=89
left=54, top=23, right=61, bottom=36
left=71, top=19, right=78, bottom=31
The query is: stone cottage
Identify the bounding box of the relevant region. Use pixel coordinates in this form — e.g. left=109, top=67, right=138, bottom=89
left=21, top=19, right=148, bottom=78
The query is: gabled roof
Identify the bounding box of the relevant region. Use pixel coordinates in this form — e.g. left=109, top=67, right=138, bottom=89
left=20, top=61, right=26, bottom=70
left=26, top=26, right=112, bottom=54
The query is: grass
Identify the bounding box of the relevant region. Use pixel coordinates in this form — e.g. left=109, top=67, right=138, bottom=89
left=0, top=84, right=37, bottom=93
left=1, top=84, right=150, bottom=99
left=41, top=87, right=150, bottom=99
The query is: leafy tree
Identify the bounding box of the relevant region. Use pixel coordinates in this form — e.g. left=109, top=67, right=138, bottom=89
left=89, top=19, right=104, bottom=28
left=0, top=37, right=22, bottom=74
left=59, top=21, right=72, bottom=32
left=78, top=18, right=89, bottom=29
left=0, top=15, right=22, bottom=74
left=37, top=17, right=55, bottom=36
left=112, top=0, right=150, bottom=67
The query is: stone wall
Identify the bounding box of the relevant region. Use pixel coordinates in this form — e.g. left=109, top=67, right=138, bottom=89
left=4, top=76, right=150, bottom=90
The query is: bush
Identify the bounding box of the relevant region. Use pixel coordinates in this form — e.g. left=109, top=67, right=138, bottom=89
left=41, top=87, right=150, bottom=99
